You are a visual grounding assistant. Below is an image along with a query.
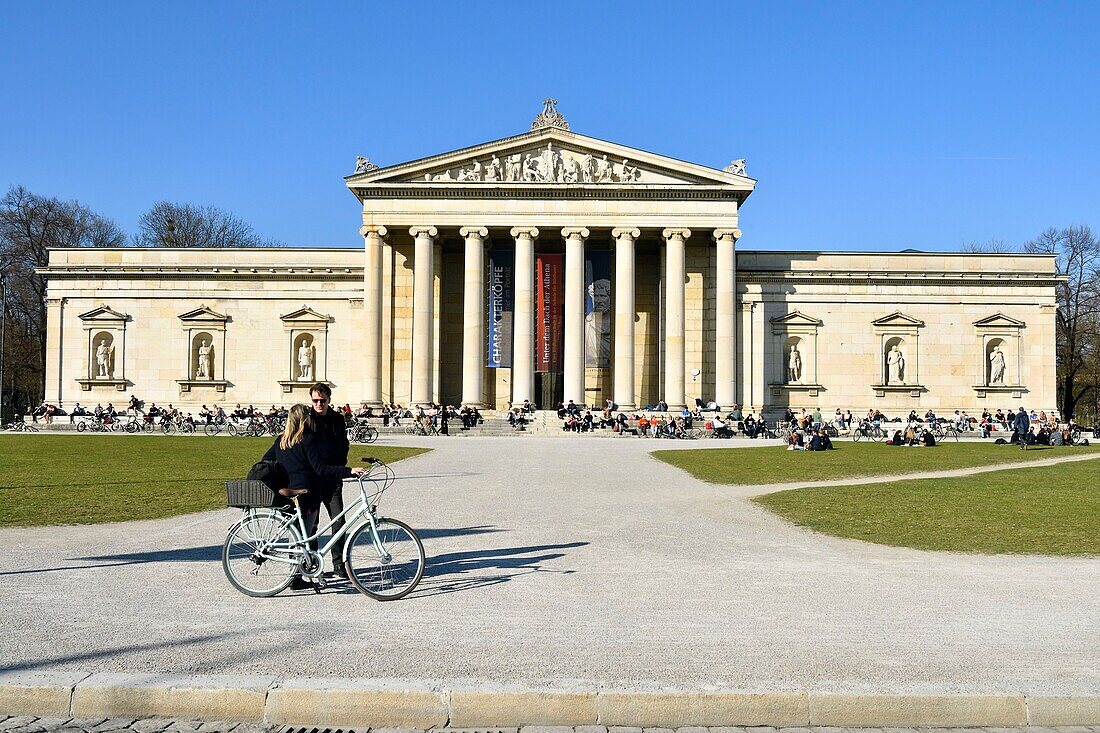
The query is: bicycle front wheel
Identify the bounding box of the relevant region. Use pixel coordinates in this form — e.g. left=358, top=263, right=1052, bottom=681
left=365, top=427, right=379, bottom=444
left=223, top=510, right=301, bottom=597
left=346, top=518, right=425, bottom=601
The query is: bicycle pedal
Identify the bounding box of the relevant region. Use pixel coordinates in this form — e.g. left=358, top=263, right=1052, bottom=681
left=312, top=579, right=326, bottom=593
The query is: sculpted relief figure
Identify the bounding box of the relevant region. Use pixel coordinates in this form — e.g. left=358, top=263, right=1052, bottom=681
left=886, top=345, right=905, bottom=384
left=580, top=153, right=595, bottom=183
left=563, top=156, right=582, bottom=183
left=620, top=159, right=640, bottom=182
left=96, top=338, right=114, bottom=379
left=542, top=143, right=563, bottom=182
left=457, top=159, right=483, bottom=181
left=989, top=344, right=1006, bottom=385
left=196, top=340, right=213, bottom=380
left=298, top=338, right=314, bottom=381
left=485, top=156, right=502, bottom=181
left=596, top=155, right=613, bottom=182
left=505, top=154, right=521, bottom=181
left=522, top=154, right=542, bottom=182
left=787, top=345, right=802, bottom=383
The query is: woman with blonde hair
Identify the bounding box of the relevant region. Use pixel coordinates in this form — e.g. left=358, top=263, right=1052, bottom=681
left=260, top=404, right=365, bottom=589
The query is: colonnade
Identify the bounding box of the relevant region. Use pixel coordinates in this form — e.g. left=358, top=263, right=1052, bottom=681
left=361, top=225, right=741, bottom=410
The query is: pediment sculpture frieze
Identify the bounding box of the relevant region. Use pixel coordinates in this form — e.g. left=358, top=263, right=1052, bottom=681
left=422, top=143, right=645, bottom=184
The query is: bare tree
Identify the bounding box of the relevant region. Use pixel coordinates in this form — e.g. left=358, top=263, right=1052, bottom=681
left=0, top=185, right=125, bottom=417
left=133, top=201, right=279, bottom=248
left=961, top=238, right=1014, bottom=253
left=1024, top=225, right=1100, bottom=420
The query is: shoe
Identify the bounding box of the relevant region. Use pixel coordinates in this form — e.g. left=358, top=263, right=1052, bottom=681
left=331, top=563, right=349, bottom=580
left=290, top=577, right=312, bottom=591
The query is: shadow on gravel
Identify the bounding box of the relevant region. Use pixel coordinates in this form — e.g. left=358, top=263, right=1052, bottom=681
left=0, top=630, right=258, bottom=672
left=412, top=541, right=589, bottom=597
left=0, top=526, right=509, bottom=576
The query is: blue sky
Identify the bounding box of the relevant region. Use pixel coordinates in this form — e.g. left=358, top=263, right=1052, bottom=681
left=2, top=1, right=1098, bottom=251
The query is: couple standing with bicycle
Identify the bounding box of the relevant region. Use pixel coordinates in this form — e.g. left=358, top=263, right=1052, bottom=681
left=261, top=382, right=365, bottom=589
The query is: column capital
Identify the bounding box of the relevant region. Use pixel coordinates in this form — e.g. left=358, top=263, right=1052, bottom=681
left=561, top=227, right=590, bottom=240
left=359, top=225, right=388, bottom=238
left=713, top=228, right=742, bottom=242
left=459, top=226, right=488, bottom=239
left=510, top=227, right=539, bottom=240
left=662, top=228, right=691, bottom=241
left=409, top=226, right=438, bottom=239
left=612, top=227, right=641, bottom=241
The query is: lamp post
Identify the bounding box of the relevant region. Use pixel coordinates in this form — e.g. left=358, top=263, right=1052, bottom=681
left=0, top=260, right=10, bottom=424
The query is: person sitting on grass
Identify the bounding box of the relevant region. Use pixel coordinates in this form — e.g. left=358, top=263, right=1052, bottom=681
left=809, top=427, right=834, bottom=451
left=787, top=430, right=805, bottom=451
left=920, top=428, right=937, bottom=447
left=887, top=429, right=904, bottom=446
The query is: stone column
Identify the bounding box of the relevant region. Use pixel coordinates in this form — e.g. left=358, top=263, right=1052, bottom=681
left=409, top=226, right=437, bottom=406
left=460, top=227, right=488, bottom=406
left=662, top=228, right=690, bottom=409
left=612, top=227, right=640, bottom=409
left=510, top=227, right=538, bottom=406
left=361, top=225, right=387, bottom=406
left=562, top=227, right=590, bottom=406
left=713, top=228, right=741, bottom=410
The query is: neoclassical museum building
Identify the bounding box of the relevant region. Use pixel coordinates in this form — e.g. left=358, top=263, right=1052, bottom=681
left=42, top=102, right=1059, bottom=414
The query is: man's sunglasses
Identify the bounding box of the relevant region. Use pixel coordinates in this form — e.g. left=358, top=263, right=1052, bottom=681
left=312, top=398, right=329, bottom=404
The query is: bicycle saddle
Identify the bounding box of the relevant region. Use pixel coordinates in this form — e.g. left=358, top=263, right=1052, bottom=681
left=277, top=488, right=311, bottom=497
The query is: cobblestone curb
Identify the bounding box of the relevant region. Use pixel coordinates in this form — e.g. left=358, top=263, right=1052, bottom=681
left=1, top=674, right=1099, bottom=726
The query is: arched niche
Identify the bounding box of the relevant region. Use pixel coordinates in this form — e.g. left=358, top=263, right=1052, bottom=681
left=279, top=306, right=332, bottom=393
left=768, top=310, right=823, bottom=401
left=192, top=331, right=216, bottom=380
left=973, top=313, right=1026, bottom=399
left=784, top=335, right=803, bottom=384
left=883, top=335, right=907, bottom=385
left=871, top=311, right=924, bottom=397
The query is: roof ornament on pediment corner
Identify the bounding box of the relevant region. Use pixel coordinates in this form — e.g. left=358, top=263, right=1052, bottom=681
left=531, top=98, right=569, bottom=131
left=354, top=156, right=379, bottom=174
left=724, top=159, right=747, bottom=176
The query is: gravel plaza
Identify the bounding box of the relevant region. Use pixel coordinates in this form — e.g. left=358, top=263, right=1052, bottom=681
left=1, top=436, right=1098, bottom=702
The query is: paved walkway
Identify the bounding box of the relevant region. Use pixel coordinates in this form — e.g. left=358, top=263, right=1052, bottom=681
left=1, top=438, right=1098, bottom=697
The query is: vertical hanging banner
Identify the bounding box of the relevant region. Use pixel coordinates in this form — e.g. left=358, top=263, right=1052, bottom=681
left=486, top=248, right=514, bottom=368
left=536, top=253, right=563, bottom=372
left=584, top=249, right=612, bottom=367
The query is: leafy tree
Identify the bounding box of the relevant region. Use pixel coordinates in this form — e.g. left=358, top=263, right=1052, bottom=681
left=0, top=185, right=124, bottom=419
left=134, top=201, right=278, bottom=248
left=1024, top=225, right=1100, bottom=420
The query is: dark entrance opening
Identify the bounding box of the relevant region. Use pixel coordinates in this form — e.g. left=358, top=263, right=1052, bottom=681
left=536, top=371, right=563, bottom=410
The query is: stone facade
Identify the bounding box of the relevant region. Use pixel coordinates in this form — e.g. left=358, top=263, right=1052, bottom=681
left=40, top=115, right=1060, bottom=415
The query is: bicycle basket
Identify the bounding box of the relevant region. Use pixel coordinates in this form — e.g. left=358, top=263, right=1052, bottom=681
left=225, top=480, right=281, bottom=508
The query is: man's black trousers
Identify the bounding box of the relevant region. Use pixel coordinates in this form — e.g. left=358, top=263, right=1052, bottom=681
left=303, top=485, right=347, bottom=570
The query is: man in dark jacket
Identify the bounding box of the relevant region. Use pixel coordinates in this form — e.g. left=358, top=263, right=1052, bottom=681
left=309, top=383, right=352, bottom=577
left=1013, top=407, right=1031, bottom=450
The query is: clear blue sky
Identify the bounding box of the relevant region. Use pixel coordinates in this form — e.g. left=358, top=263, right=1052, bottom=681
left=2, top=1, right=1098, bottom=251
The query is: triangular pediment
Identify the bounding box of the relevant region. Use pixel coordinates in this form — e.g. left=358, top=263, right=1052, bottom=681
left=280, top=306, right=332, bottom=323
left=771, top=310, right=823, bottom=327
left=346, top=127, right=756, bottom=191
left=178, top=305, right=228, bottom=322
left=79, top=304, right=128, bottom=322
left=872, top=311, right=925, bottom=327
left=974, top=312, right=1026, bottom=328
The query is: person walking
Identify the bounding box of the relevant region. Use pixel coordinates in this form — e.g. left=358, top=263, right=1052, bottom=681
left=306, top=382, right=353, bottom=577
left=1013, top=406, right=1031, bottom=450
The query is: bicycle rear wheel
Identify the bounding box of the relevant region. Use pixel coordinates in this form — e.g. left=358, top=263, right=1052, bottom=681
left=365, top=427, right=379, bottom=444
left=223, top=510, right=301, bottom=597
left=345, top=518, right=425, bottom=601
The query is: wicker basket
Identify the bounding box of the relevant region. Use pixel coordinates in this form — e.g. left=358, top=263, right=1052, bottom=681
left=225, top=479, right=281, bottom=508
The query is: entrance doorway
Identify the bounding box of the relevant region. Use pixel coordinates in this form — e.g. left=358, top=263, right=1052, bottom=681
left=536, top=372, right=563, bottom=410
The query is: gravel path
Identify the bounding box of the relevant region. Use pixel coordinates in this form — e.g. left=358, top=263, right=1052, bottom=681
left=1, top=437, right=1098, bottom=696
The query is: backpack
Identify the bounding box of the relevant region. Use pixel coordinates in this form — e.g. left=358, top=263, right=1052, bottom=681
left=247, top=459, right=289, bottom=491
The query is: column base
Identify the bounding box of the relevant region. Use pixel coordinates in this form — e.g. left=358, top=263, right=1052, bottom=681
left=614, top=403, right=638, bottom=411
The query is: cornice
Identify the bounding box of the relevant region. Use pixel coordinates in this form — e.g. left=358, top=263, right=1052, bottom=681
left=36, top=266, right=364, bottom=281
left=739, top=270, right=1063, bottom=286
left=353, top=185, right=748, bottom=204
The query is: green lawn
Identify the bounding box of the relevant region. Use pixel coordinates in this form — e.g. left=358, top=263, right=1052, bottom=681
left=0, top=435, right=429, bottom=527
left=654, top=441, right=1098, bottom=485
left=754, top=457, right=1100, bottom=555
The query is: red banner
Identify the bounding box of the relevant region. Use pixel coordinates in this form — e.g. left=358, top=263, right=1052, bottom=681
left=536, top=254, right=563, bottom=372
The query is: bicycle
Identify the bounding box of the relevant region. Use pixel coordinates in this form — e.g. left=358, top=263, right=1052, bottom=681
left=853, top=419, right=885, bottom=442
left=4, top=420, right=39, bottom=433
left=204, top=417, right=228, bottom=436
left=222, top=458, right=424, bottom=600
left=347, top=421, right=380, bottom=444
left=931, top=420, right=960, bottom=442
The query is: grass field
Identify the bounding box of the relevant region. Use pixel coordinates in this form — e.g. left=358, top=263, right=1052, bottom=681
left=653, top=441, right=1098, bottom=485
left=0, top=435, right=428, bottom=527
left=754, top=457, right=1100, bottom=555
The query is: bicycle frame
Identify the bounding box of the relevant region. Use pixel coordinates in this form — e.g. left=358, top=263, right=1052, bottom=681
left=243, top=471, right=392, bottom=568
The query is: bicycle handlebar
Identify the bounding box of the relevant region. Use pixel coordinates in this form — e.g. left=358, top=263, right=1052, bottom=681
left=360, top=456, right=382, bottom=464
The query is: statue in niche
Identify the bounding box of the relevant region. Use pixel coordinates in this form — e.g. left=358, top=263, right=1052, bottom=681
left=196, top=339, right=214, bottom=380
left=297, top=337, right=314, bottom=381
left=620, top=160, right=640, bottom=182
left=484, top=156, right=502, bottom=181
left=989, top=344, right=1006, bottom=385
left=522, top=154, right=542, bottom=182
left=95, top=338, right=114, bottom=379
left=787, top=345, right=802, bottom=383
left=505, top=154, right=521, bottom=181
left=596, top=155, right=613, bottom=182
left=886, top=344, right=905, bottom=384
left=580, top=153, right=595, bottom=183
